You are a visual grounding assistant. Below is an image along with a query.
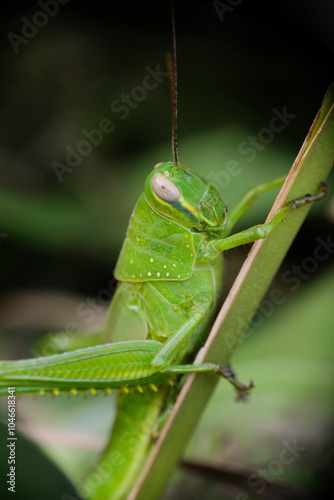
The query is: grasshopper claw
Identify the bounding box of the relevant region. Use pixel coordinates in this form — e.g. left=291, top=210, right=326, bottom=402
left=217, top=364, right=254, bottom=401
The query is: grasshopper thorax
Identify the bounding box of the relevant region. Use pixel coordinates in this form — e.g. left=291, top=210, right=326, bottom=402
left=145, top=162, right=227, bottom=231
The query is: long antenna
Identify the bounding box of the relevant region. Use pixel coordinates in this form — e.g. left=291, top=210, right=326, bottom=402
left=166, top=2, right=178, bottom=168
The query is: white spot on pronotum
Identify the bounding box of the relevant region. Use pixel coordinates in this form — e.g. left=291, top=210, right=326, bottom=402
left=178, top=275, right=181, bottom=278
left=132, top=275, right=135, bottom=278
left=157, top=272, right=160, bottom=277
left=150, top=258, right=154, bottom=262
left=173, top=263, right=176, bottom=267
left=148, top=272, right=152, bottom=277
left=186, top=245, right=189, bottom=248
left=190, top=253, right=194, bottom=257
left=166, top=273, right=170, bottom=277
left=139, top=274, right=142, bottom=277
left=163, top=265, right=167, bottom=268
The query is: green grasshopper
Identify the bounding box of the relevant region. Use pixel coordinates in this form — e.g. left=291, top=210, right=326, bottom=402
left=0, top=21, right=327, bottom=500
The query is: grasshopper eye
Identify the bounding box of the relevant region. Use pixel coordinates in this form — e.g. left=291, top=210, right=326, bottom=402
left=151, top=172, right=180, bottom=202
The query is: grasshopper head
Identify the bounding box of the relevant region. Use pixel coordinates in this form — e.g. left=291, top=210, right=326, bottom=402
left=145, top=162, right=227, bottom=231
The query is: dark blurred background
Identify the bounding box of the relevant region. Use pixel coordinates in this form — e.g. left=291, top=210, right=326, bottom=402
left=0, top=1, right=333, bottom=499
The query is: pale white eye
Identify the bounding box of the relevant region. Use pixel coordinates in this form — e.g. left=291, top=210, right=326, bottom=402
left=151, top=172, right=180, bottom=202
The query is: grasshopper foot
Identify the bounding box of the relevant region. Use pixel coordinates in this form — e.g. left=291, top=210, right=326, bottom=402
left=290, top=181, right=328, bottom=209
left=217, top=364, right=254, bottom=401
